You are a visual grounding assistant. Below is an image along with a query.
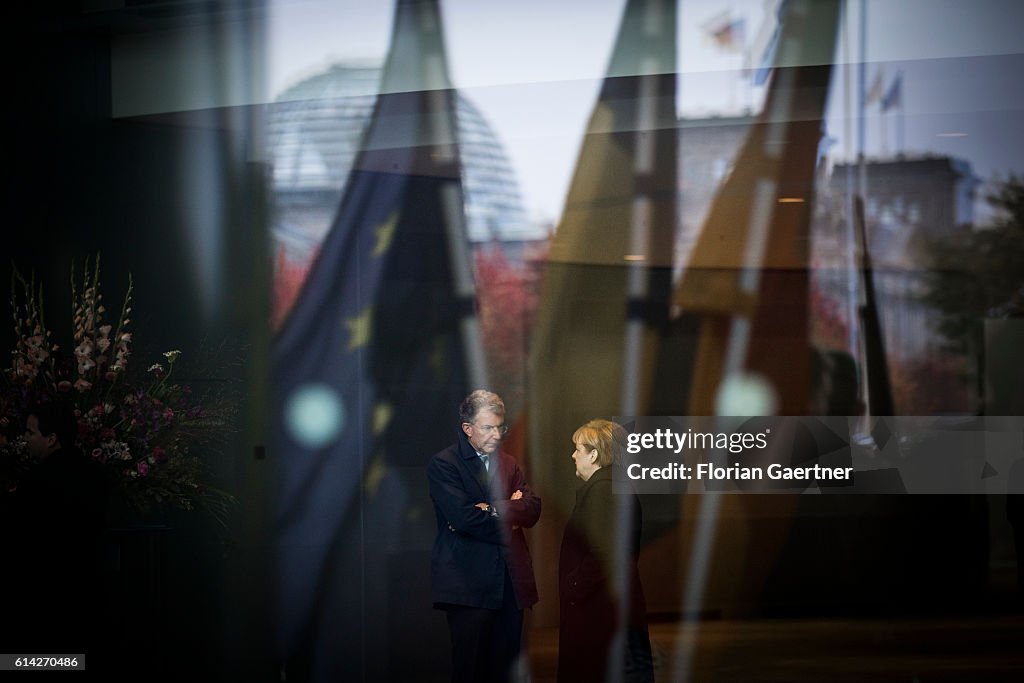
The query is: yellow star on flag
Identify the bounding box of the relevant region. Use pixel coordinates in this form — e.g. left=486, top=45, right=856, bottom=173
left=372, top=402, right=393, bottom=436
left=372, top=212, right=399, bottom=257
left=345, top=306, right=373, bottom=351
left=364, top=454, right=388, bottom=496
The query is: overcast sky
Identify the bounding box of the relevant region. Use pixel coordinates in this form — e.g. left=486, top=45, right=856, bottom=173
left=267, top=0, right=1024, bottom=223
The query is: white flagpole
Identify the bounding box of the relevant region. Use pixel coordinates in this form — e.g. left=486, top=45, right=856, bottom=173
left=898, top=72, right=906, bottom=153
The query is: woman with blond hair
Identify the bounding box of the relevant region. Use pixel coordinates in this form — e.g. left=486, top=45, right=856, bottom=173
left=558, top=419, right=654, bottom=682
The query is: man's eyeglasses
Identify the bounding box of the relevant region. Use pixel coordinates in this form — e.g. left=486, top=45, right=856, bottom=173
left=467, top=422, right=509, bottom=435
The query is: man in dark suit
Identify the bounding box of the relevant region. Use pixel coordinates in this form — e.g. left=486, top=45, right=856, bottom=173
left=427, top=390, right=541, bottom=683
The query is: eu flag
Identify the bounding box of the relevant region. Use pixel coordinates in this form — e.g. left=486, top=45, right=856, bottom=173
left=272, top=1, right=482, bottom=680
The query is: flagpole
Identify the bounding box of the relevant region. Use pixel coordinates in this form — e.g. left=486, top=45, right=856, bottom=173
left=430, top=94, right=490, bottom=392
left=742, top=26, right=753, bottom=113
left=856, top=0, right=867, bottom=170
left=617, top=3, right=677, bottom=680
left=898, top=71, right=906, bottom=154
left=852, top=0, right=875, bottom=437
left=880, top=110, right=889, bottom=157
left=843, top=0, right=860, bottom=362
left=855, top=0, right=870, bottom=428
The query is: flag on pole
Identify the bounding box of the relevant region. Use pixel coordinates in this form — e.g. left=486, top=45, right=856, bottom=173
left=713, top=19, right=746, bottom=52
left=705, top=11, right=747, bottom=53
left=272, top=0, right=482, bottom=679
left=750, top=0, right=785, bottom=85
left=526, top=0, right=677, bottom=626
left=881, top=73, right=902, bottom=111
left=865, top=69, right=884, bottom=105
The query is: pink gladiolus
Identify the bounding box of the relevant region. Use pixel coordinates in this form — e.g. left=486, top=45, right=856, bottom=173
left=74, top=341, right=94, bottom=358
left=5, top=258, right=230, bottom=519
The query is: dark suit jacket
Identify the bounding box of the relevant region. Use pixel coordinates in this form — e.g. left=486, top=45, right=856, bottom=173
left=428, top=434, right=541, bottom=610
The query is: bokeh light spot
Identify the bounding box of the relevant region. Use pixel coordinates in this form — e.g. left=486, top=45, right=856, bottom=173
left=715, top=372, right=779, bottom=416
left=285, top=383, right=345, bottom=449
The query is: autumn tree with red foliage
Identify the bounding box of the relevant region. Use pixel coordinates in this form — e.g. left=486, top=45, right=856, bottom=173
left=810, top=281, right=851, bottom=351
left=474, top=244, right=547, bottom=418
left=273, top=246, right=315, bottom=329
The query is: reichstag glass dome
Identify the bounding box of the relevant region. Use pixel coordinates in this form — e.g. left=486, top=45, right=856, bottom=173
left=267, top=62, right=536, bottom=261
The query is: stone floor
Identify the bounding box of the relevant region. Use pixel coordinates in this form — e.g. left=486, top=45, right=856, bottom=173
left=525, top=613, right=1024, bottom=682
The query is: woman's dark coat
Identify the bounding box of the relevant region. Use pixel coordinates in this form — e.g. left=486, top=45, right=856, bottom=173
left=557, top=466, right=653, bottom=682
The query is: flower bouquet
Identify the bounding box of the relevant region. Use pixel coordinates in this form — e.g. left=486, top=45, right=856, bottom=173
left=1, top=258, right=235, bottom=523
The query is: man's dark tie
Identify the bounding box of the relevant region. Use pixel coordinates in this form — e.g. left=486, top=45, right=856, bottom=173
left=479, top=454, right=489, bottom=473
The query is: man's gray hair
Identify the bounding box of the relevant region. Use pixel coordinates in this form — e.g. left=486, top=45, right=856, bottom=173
left=459, top=390, right=505, bottom=424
